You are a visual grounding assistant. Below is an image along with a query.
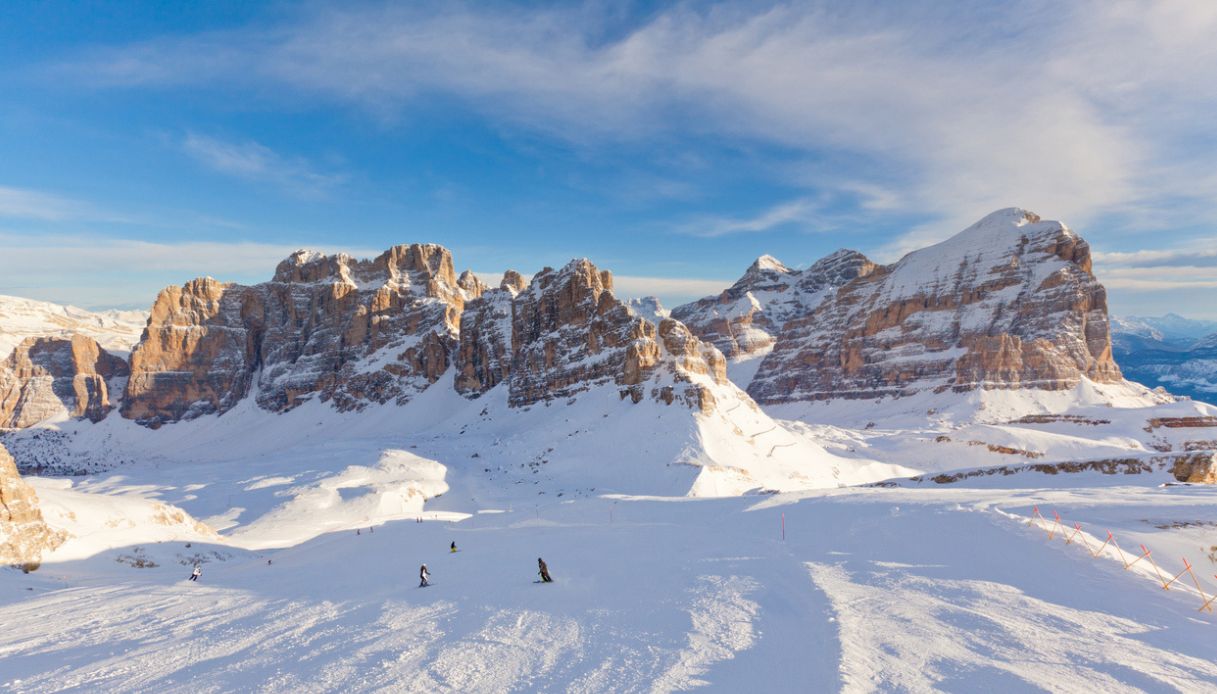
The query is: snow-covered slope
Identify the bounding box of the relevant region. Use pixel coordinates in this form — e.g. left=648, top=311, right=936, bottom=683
left=0, top=294, right=146, bottom=359
left=3, top=484, right=1216, bottom=691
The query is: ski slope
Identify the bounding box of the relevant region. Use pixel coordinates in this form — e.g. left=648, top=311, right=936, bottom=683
left=3, top=486, right=1217, bottom=692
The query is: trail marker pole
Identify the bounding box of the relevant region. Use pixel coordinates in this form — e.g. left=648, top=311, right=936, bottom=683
left=1064, top=522, right=1084, bottom=546
left=1124, top=544, right=1151, bottom=571
left=1141, top=545, right=1171, bottom=589
left=1162, top=558, right=1193, bottom=591
left=1048, top=511, right=1064, bottom=541
left=1200, top=576, right=1217, bottom=613
left=781, top=513, right=786, bottom=541
left=1180, top=559, right=1212, bottom=611
left=1092, top=531, right=1115, bottom=559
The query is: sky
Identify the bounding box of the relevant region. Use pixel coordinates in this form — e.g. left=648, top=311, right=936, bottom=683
left=1, top=0, right=1216, bottom=316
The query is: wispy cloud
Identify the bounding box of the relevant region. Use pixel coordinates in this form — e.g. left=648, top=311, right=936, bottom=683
left=46, top=1, right=1217, bottom=242
left=0, top=185, right=123, bottom=222
left=682, top=198, right=822, bottom=238
left=1093, top=241, right=1217, bottom=295
left=0, top=232, right=383, bottom=308
left=181, top=133, right=346, bottom=197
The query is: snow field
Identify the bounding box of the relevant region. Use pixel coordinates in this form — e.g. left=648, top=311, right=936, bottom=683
left=5, top=487, right=1217, bottom=692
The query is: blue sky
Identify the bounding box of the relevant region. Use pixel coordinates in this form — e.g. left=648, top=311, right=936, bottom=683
left=1, top=1, right=1216, bottom=315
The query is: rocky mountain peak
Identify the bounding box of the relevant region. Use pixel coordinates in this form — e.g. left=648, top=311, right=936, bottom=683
left=500, top=270, right=528, bottom=294
left=124, top=244, right=467, bottom=427
left=0, top=335, right=129, bottom=428
left=671, top=248, right=877, bottom=361
left=457, top=270, right=488, bottom=299
left=746, top=208, right=1121, bottom=403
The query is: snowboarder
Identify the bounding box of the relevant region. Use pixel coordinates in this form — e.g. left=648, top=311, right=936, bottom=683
left=188, top=564, right=202, bottom=582
left=537, top=557, right=553, bottom=583
left=450, top=541, right=457, bottom=553
left=419, top=564, right=431, bottom=587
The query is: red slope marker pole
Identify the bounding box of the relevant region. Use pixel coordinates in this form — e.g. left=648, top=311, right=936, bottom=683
left=1049, top=511, right=1064, bottom=541
left=1162, top=558, right=1193, bottom=591
left=781, top=512, right=786, bottom=541
left=1201, top=577, right=1217, bottom=614
left=1124, top=544, right=1151, bottom=571
left=1141, top=545, right=1171, bottom=589
left=1091, top=531, right=1115, bottom=559
left=1182, top=557, right=1212, bottom=611
left=1064, top=522, right=1084, bottom=547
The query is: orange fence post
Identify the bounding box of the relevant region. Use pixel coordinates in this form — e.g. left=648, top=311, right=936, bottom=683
left=1162, top=558, right=1193, bottom=591
left=1124, top=543, right=1151, bottom=571
left=1141, top=545, right=1171, bottom=589
left=1048, top=511, right=1064, bottom=541
left=1201, top=576, right=1217, bottom=614
left=1091, top=530, right=1114, bottom=559
left=1064, top=522, right=1085, bottom=547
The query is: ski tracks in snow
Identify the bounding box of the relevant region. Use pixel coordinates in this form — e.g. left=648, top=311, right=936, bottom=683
left=0, top=574, right=761, bottom=693
left=806, top=562, right=1217, bottom=693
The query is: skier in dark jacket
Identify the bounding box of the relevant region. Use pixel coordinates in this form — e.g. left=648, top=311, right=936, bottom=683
left=450, top=541, right=457, bottom=553
left=419, top=564, right=431, bottom=587
left=537, top=557, right=553, bottom=583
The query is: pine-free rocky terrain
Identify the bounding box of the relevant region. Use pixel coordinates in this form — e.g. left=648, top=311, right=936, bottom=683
left=3, top=209, right=1217, bottom=692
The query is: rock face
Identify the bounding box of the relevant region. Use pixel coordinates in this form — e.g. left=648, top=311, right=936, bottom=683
left=123, top=248, right=729, bottom=427
left=454, top=272, right=525, bottom=396
left=671, top=250, right=878, bottom=360
left=456, top=259, right=728, bottom=413
left=746, top=209, right=1121, bottom=404
left=0, top=335, right=129, bottom=428
left=123, top=245, right=472, bottom=427
left=0, top=443, right=64, bottom=564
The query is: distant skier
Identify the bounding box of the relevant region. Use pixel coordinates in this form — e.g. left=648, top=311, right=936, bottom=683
left=419, top=564, right=431, bottom=587
left=450, top=541, right=457, bottom=553
left=188, top=564, right=202, bottom=582
left=537, top=557, right=553, bottom=583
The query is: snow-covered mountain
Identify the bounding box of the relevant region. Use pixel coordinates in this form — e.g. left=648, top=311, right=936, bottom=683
left=0, top=294, right=147, bottom=360
left=1111, top=315, right=1217, bottom=404
left=676, top=209, right=1122, bottom=408
left=4, top=212, right=1217, bottom=691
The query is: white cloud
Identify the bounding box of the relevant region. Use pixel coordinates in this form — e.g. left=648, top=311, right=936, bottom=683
left=0, top=232, right=384, bottom=308
left=181, top=133, right=346, bottom=196
left=682, top=198, right=821, bottom=238
left=0, top=185, right=122, bottom=222
left=49, top=1, right=1217, bottom=243
left=610, top=275, right=731, bottom=305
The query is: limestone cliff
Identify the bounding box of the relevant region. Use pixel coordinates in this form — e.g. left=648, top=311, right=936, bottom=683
left=0, top=443, right=64, bottom=564
left=745, top=209, right=1121, bottom=403
left=0, top=335, right=129, bottom=428
left=123, top=244, right=472, bottom=426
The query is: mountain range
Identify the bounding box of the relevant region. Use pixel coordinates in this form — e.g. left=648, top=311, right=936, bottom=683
left=5, top=207, right=1217, bottom=565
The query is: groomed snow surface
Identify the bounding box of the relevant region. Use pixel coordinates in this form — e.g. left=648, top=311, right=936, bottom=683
left=4, top=486, right=1217, bottom=692
left=4, top=379, right=1217, bottom=690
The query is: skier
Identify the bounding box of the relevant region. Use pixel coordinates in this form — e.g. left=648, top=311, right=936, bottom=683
left=188, top=564, right=202, bottom=582
left=419, top=563, right=431, bottom=587
left=450, top=541, right=457, bottom=553
left=537, top=557, right=553, bottom=583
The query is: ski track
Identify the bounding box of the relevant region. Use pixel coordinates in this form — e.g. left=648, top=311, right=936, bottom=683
left=0, top=575, right=760, bottom=693
left=808, top=562, right=1217, bottom=693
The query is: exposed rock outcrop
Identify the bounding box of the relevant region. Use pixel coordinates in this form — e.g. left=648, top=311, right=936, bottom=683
left=741, top=209, right=1121, bottom=403
left=671, top=250, right=877, bottom=361
left=0, top=335, right=129, bottom=428
left=123, top=245, right=472, bottom=427
left=0, top=443, right=64, bottom=564
left=456, top=259, right=728, bottom=413
left=454, top=274, right=521, bottom=396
